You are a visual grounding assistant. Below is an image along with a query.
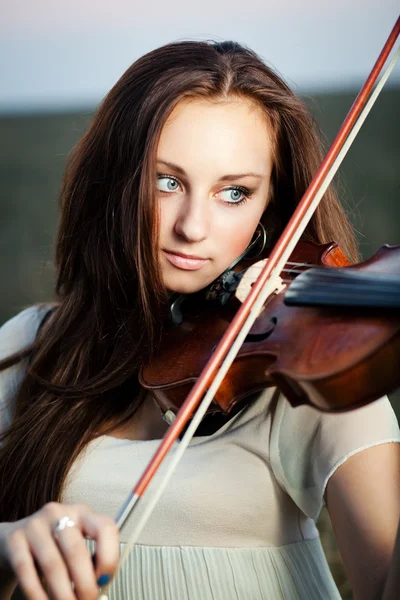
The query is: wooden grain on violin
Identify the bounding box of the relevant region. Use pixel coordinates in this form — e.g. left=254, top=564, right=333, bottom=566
left=140, top=241, right=400, bottom=415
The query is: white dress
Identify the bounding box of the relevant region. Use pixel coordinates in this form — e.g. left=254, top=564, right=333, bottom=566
left=1, top=306, right=400, bottom=600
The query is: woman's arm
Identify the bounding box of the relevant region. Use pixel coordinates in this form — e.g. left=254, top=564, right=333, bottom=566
left=325, top=442, right=400, bottom=600
left=382, top=519, right=400, bottom=600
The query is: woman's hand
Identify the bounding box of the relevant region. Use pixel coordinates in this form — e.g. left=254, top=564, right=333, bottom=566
left=0, top=502, right=119, bottom=600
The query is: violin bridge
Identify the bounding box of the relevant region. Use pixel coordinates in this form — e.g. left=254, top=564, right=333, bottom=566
left=235, top=259, right=286, bottom=310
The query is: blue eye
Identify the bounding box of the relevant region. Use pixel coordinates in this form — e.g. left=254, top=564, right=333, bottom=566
left=219, top=186, right=251, bottom=206
left=157, top=175, right=180, bottom=193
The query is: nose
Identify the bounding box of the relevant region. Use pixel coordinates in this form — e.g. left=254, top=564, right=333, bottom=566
left=173, top=193, right=210, bottom=243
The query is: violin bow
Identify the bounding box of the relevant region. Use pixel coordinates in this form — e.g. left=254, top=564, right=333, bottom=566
left=99, top=16, right=400, bottom=598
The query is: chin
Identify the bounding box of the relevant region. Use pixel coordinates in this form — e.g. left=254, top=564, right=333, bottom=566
left=164, top=272, right=215, bottom=296
left=166, top=280, right=209, bottom=295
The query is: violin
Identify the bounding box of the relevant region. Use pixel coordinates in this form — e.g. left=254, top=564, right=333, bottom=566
left=140, top=240, right=400, bottom=416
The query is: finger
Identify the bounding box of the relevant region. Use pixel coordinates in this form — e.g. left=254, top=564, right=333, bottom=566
left=5, top=529, right=49, bottom=600
left=80, top=513, right=119, bottom=583
left=54, top=526, right=98, bottom=600
left=26, top=518, right=78, bottom=600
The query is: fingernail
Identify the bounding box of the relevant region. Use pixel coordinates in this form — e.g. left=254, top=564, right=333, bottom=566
left=97, top=574, right=111, bottom=587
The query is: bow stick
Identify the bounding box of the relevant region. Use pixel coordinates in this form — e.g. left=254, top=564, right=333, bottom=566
left=99, top=17, right=400, bottom=598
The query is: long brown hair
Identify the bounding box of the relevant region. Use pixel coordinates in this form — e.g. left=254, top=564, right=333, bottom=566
left=0, top=40, right=358, bottom=521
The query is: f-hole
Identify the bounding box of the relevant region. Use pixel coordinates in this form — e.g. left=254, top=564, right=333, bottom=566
left=246, top=316, right=278, bottom=341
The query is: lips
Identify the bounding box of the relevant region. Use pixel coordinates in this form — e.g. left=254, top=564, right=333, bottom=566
left=163, top=250, right=210, bottom=271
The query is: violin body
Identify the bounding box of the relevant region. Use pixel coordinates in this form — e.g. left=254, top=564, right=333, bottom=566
left=140, top=241, right=400, bottom=415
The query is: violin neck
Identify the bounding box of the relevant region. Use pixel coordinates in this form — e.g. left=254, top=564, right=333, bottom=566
left=285, top=267, right=400, bottom=309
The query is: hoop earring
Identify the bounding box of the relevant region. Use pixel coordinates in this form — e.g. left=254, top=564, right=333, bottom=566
left=249, top=222, right=267, bottom=258
left=215, top=222, right=267, bottom=274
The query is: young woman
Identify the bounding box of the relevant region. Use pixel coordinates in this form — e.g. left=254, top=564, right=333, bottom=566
left=0, top=40, right=399, bottom=600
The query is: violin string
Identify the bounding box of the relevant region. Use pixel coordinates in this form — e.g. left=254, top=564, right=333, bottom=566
left=99, top=33, right=400, bottom=600
left=240, top=278, right=400, bottom=293
left=241, top=261, right=323, bottom=269
left=240, top=272, right=400, bottom=285
left=238, top=268, right=305, bottom=277
left=290, top=290, right=400, bottom=300
left=238, top=263, right=399, bottom=277
left=234, top=263, right=320, bottom=280
left=254, top=261, right=319, bottom=266
left=238, top=276, right=292, bottom=284
left=291, top=267, right=400, bottom=284
left=288, top=284, right=400, bottom=296
left=236, top=264, right=345, bottom=279
left=288, top=284, right=400, bottom=298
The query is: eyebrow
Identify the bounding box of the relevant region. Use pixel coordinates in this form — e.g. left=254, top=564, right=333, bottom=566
left=156, top=159, right=264, bottom=182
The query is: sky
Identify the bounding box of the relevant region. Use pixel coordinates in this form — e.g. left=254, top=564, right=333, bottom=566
left=0, top=0, right=399, bottom=113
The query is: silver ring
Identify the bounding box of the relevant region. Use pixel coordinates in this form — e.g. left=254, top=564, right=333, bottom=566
left=53, top=516, right=76, bottom=535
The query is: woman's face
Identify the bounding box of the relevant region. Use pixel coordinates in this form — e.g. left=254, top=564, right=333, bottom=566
left=157, top=97, right=274, bottom=294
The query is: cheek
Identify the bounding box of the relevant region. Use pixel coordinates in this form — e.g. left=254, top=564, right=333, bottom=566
left=159, top=202, right=175, bottom=237
left=215, top=201, right=267, bottom=263
left=229, top=229, right=255, bottom=256
left=219, top=222, right=257, bottom=263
